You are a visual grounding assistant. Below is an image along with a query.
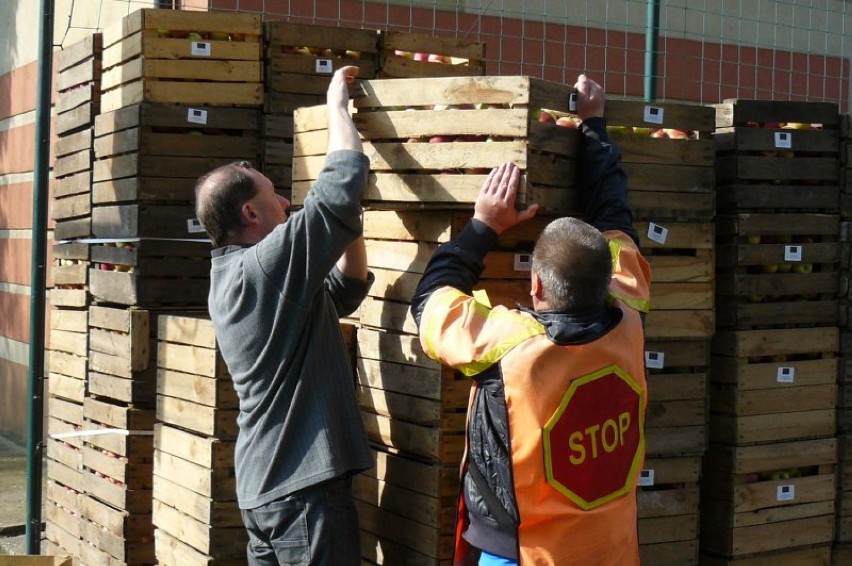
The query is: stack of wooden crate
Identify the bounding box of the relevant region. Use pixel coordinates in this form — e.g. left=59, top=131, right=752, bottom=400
left=44, top=32, right=102, bottom=560
left=377, top=30, right=486, bottom=79
left=702, top=100, right=841, bottom=565
left=602, top=100, right=716, bottom=565
left=153, top=314, right=245, bottom=566
left=294, top=75, right=580, bottom=564
left=52, top=33, right=102, bottom=241
left=262, top=21, right=380, bottom=196
left=836, top=113, right=852, bottom=564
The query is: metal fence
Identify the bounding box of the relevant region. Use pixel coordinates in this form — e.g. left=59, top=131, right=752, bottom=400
left=62, top=1, right=852, bottom=108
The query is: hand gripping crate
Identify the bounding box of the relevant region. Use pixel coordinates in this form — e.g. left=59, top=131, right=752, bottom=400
left=377, top=30, right=485, bottom=78
left=100, top=8, right=262, bottom=113
left=293, top=76, right=581, bottom=214
left=714, top=99, right=840, bottom=214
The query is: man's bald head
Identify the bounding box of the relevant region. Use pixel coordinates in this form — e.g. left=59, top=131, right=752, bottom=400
left=195, top=161, right=258, bottom=248
left=532, top=217, right=612, bottom=313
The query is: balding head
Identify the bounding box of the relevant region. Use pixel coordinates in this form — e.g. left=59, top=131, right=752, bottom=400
left=195, top=161, right=258, bottom=248
left=532, top=217, right=612, bottom=313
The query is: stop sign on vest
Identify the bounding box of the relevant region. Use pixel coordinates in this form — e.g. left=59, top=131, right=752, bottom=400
left=543, top=364, right=644, bottom=510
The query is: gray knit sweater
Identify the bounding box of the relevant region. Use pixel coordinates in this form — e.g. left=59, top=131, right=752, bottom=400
left=208, top=149, right=373, bottom=509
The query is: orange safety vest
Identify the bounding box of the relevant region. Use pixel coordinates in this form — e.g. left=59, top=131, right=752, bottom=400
left=420, top=229, right=651, bottom=566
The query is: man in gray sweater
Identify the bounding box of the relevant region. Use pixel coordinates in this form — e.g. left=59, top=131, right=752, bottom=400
left=194, top=66, right=373, bottom=565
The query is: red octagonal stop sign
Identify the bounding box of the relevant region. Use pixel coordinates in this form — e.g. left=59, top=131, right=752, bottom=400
left=543, top=364, right=645, bottom=510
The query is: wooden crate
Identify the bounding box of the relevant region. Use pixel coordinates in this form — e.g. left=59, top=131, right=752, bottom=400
left=700, top=438, right=837, bottom=558
left=86, top=304, right=158, bottom=406
left=377, top=30, right=485, bottom=78
left=92, top=102, right=259, bottom=205
left=638, top=456, right=702, bottom=566
left=636, top=221, right=715, bottom=340
left=88, top=240, right=210, bottom=307
left=358, top=448, right=459, bottom=565
left=644, top=339, right=709, bottom=458
left=56, top=32, right=102, bottom=136
left=53, top=33, right=101, bottom=241
left=78, top=493, right=154, bottom=563
left=700, top=544, right=832, bottom=565
left=602, top=99, right=716, bottom=221
left=293, top=76, right=580, bottom=212
left=714, top=99, right=840, bottom=214
left=716, top=213, right=840, bottom=329
left=100, top=8, right=263, bottom=113
left=357, top=327, right=465, bottom=464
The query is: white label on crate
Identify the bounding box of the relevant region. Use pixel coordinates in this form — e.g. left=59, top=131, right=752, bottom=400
left=637, top=469, right=655, bottom=487
left=191, top=41, right=212, bottom=57
left=315, top=59, right=334, bottom=74
left=774, top=131, right=792, bottom=149
left=784, top=245, right=802, bottom=262
left=645, top=351, right=665, bottom=369
left=187, top=218, right=206, bottom=234
left=776, top=366, right=795, bottom=383
left=776, top=484, right=795, bottom=501
left=647, top=223, right=668, bottom=245
left=513, top=253, right=532, bottom=271
left=568, top=92, right=578, bottom=112
left=643, top=105, right=664, bottom=124
left=187, top=108, right=208, bottom=125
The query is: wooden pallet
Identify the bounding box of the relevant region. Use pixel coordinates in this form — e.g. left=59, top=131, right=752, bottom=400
left=100, top=8, right=263, bottom=113
left=293, top=76, right=579, bottom=212
left=377, top=30, right=485, bottom=79
left=78, top=493, right=154, bottom=563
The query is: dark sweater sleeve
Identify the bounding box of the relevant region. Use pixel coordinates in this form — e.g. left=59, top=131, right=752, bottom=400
left=410, top=218, right=499, bottom=329
left=580, top=116, right=639, bottom=246
left=253, top=149, right=369, bottom=305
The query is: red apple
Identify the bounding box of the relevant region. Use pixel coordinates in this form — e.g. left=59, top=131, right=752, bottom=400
left=555, top=116, right=580, bottom=129
left=427, top=53, right=450, bottom=63
left=663, top=128, right=689, bottom=140
left=429, top=135, right=454, bottom=143
left=413, top=52, right=430, bottom=62
left=230, top=32, right=246, bottom=42
left=537, top=109, right=557, bottom=123
left=650, top=129, right=669, bottom=139
left=394, top=49, right=413, bottom=59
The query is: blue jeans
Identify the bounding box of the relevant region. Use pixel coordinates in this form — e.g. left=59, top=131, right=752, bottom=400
left=479, top=550, right=518, bottom=566
left=240, top=475, right=360, bottom=566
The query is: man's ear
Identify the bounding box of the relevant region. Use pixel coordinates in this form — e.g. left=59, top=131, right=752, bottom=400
left=530, top=270, right=544, bottom=300
left=241, top=200, right=259, bottom=225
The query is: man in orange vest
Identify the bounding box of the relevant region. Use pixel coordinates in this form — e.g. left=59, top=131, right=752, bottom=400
left=410, top=74, right=651, bottom=565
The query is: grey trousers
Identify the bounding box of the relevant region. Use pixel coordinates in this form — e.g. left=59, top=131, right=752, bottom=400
left=241, top=475, right=361, bottom=566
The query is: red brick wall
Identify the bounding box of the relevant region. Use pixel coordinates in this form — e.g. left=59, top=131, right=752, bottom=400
left=206, top=0, right=849, bottom=107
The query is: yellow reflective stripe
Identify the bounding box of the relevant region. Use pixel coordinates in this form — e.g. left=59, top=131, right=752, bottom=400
left=472, top=289, right=492, bottom=308
left=459, top=310, right=545, bottom=377
left=609, top=291, right=651, bottom=314
left=421, top=287, right=545, bottom=378
left=422, top=288, right=472, bottom=362
left=608, top=238, right=623, bottom=272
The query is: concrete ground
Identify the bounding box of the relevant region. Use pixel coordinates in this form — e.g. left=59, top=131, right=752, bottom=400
left=0, top=434, right=33, bottom=556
